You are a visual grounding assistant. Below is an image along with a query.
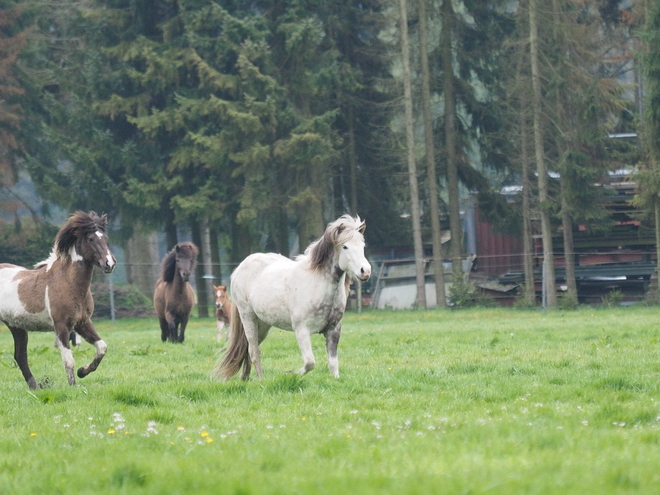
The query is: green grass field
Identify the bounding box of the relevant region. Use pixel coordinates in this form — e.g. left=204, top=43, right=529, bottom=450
left=1, top=307, right=659, bottom=494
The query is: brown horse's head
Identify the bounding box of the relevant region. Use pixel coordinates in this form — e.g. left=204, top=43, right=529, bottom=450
left=214, top=285, right=229, bottom=310
left=54, top=211, right=116, bottom=273
left=161, top=242, right=198, bottom=283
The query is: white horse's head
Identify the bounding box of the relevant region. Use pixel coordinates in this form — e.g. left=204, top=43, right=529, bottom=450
left=306, top=215, right=372, bottom=281
left=335, top=216, right=371, bottom=282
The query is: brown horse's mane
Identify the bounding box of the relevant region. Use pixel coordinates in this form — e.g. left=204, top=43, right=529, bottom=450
left=35, top=211, right=108, bottom=268
left=161, top=242, right=199, bottom=282
left=304, top=215, right=366, bottom=273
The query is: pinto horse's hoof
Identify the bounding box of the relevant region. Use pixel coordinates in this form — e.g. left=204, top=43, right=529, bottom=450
left=77, top=367, right=87, bottom=378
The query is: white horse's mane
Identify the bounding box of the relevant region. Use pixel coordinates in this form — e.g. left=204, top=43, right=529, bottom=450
left=298, top=215, right=365, bottom=271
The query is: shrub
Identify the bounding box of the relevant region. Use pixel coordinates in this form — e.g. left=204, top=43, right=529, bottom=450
left=92, top=284, right=153, bottom=318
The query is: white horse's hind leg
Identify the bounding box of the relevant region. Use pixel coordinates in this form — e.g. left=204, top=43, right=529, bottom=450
left=242, top=316, right=264, bottom=379
left=54, top=335, right=76, bottom=386
left=324, top=324, right=341, bottom=378
left=293, top=328, right=316, bottom=375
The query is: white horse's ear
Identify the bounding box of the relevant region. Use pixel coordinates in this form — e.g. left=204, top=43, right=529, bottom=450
left=358, top=220, right=366, bottom=234
left=336, top=224, right=345, bottom=236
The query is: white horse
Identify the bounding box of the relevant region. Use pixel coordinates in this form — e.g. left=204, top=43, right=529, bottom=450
left=214, top=215, right=371, bottom=380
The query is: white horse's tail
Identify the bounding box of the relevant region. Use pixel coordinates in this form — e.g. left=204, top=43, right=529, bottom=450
left=213, top=303, right=250, bottom=380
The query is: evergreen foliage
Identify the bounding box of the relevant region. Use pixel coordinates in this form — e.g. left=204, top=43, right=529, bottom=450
left=0, top=0, right=654, bottom=292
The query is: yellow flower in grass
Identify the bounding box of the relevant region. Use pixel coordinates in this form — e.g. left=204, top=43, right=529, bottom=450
left=201, top=431, right=209, bottom=438
left=108, top=429, right=116, bottom=434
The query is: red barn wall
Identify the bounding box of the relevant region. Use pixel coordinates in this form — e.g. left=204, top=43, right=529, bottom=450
left=475, top=210, right=525, bottom=276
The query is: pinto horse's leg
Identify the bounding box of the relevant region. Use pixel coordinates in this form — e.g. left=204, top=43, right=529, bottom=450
left=8, top=326, right=37, bottom=389
left=54, top=326, right=76, bottom=386
left=323, top=323, right=341, bottom=378
left=74, top=319, right=108, bottom=380
left=293, top=327, right=316, bottom=376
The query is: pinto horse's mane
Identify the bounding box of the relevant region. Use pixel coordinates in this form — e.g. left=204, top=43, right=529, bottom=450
left=160, top=242, right=199, bottom=282
left=35, top=211, right=108, bottom=268
left=302, top=215, right=366, bottom=272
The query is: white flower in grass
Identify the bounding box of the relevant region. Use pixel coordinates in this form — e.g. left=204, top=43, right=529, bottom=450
left=146, top=421, right=158, bottom=435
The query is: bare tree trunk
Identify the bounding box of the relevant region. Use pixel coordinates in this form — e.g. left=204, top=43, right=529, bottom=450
left=347, top=102, right=363, bottom=312
left=529, top=0, right=556, bottom=307
left=419, top=0, right=446, bottom=308
left=191, top=220, right=209, bottom=318
left=520, top=106, right=536, bottom=306
left=209, top=225, right=222, bottom=284
left=560, top=178, right=578, bottom=304
left=125, top=225, right=160, bottom=300
left=164, top=209, right=178, bottom=250
left=655, top=199, right=660, bottom=282
left=399, top=0, right=427, bottom=309
left=441, top=0, right=463, bottom=284
left=201, top=217, right=214, bottom=312
left=348, top=102, right=359, bottom=214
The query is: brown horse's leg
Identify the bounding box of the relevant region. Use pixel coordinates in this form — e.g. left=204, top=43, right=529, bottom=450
left=158, top=317, right=169, bottom=342
left=165, top=313, right=178, bottom=342
left=216, top=318, right=226, bottom=342
left=177, top=314, right=190, bottom=343
left=8, top=326, right=37, bottom=389
left=74, top=319, right=107, bottom=379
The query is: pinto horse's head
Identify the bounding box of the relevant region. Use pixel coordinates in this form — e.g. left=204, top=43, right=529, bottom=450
left=55, top=211, right=117, bottom=273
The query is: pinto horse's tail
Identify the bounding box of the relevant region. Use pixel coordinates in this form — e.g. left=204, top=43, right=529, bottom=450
left=213, top=303, right=251, bottom=380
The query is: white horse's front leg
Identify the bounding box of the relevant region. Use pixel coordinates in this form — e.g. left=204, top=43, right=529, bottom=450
left=293, top=328, right=316, bottom=375
left=324, top=323, right=341, bottom=378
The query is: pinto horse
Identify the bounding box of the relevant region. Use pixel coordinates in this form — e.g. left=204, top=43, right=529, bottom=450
left=0, top=211, right=116, bottom=389
left=153, top=242, right=198, bottom=343
left=213, top=285, right=232, bottom=342
left=214, top=215, right=371, bottom=381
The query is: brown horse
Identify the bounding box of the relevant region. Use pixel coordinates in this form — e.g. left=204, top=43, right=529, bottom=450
left=153, top=242, right=198, bottom=343
left=213, top=285, right=232, bottom=342
left=0, top=211, right=116, bottom=389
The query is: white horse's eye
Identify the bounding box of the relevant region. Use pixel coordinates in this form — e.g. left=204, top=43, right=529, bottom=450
left=342, top=245, right=348, bottom=250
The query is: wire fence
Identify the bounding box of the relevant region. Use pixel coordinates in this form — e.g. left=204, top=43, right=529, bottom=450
left=92, top=249, right=660, bottom=319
